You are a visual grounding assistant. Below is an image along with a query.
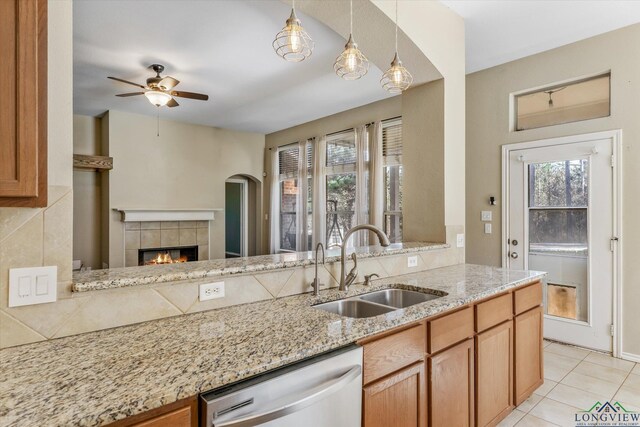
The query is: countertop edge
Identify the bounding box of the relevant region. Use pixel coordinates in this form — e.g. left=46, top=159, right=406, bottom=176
left=71, top=242, right=449, bottom=293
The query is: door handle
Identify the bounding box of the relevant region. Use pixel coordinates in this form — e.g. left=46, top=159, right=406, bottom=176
left=510, top=252, right=519, bottom=259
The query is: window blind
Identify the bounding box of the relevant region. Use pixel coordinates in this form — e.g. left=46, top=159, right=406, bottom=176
left=382, top=119, right=402, bottom=165
left=326, top=130, right=356, bottom=168
left=278, top=145, right=299, bottom=177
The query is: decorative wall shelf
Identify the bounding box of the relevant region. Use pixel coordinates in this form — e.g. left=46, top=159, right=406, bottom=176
left=114, top=208, right=223, bottom=222
left=73, top=154, right=113, bottom=171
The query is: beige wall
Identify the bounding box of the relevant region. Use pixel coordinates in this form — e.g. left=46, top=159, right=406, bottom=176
left=73, top=115, right=103, bottom=269
left=104, top=110, right=265, bottom=266
left=466, top=23, right=640, bottom=357
left=402, top=80, right=446, bottom=242
left=372, top=0, right=466, bottom=229
left=0, top=0, right=74, bottom=348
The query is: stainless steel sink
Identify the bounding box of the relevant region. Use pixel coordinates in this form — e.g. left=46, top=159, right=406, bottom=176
left=313, top=287, right=446, bottom=318
left=358, top=289, right=442, bottom=308
left=313, top=299, right=395, bottom=318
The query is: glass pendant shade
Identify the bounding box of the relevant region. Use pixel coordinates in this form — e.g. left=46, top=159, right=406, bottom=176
left=273, top=9, right=314, bottom=62
left=381, top=52, right=413, bottom=94
left=144, top=90, right=172, bottom=107
left=334, top=34, right=369, bottom=80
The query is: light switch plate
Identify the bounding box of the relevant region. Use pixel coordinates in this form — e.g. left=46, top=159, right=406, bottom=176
left=481, top=211, right=492, bottom=221
left=456, top=234, right=465, bottom=248
left=484, top=223, right=492, bottom=234
left=9, top=266, right=57, bottom=307
left=199, top=281, right=225, bottom=301
left=407, top=256, right=418, bottom=268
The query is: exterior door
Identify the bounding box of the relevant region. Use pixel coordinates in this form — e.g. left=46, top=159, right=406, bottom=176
left=505, top=134, right=616, bottom=352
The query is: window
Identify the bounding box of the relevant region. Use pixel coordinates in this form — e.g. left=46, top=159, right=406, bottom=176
left=272, top=117, right=402, bottom=253
left=528, top=159, right=588, bottom=256
left=514, top=73, right=610, bottom=131
left=382, top=118, right=403, bottom=243
left=277, top=143, right=312, bottom=252
left=326, top=130, right=357, bottom=247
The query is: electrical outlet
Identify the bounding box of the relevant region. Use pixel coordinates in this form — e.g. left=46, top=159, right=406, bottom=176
left=456, top=234, right=465, bottom=248
left=199, top=282, right=225, bottom=301
left=407, top=256, right=418, bottom=268
left=484, top=223, right=492, bottom=234
left=481, top=211, right=492, bottom=221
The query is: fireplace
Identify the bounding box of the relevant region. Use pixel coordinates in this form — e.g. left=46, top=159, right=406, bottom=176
left=138, top=246, right=198, bottom=266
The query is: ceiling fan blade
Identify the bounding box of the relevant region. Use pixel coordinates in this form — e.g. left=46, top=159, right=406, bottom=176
left=108, top=76, right=146, bottom=89
left=159, top=76, right=180, bottom=90
left=167, top=98, right=179, bottom=108
left=115, top=92, right=144, bottom=97
left=171, top=90, right=209, bottom=101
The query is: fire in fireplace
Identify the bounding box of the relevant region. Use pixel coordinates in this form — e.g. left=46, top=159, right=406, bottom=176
left=138, top=246, right=198, bottom=266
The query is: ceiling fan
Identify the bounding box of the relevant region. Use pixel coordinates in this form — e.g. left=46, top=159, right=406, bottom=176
left=108, top=64, right=209, bottom=108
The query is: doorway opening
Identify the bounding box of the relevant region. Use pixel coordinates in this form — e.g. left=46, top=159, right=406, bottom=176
left=502, top=131, right=621, bottom=354
left=225, top=178, right=249, bottom=258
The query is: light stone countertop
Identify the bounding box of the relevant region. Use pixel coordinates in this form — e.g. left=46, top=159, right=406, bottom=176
left=0, top=264, right=545, bottom=427
left=72, top=242, right=448, bottom=292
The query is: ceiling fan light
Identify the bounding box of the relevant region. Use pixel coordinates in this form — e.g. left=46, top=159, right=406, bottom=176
left=381, top=53, right=413, bottom=93
left=144, top=90, right=172, bottom=107
left=334, top=34, right=369, bottom=80
left=273, top=9, right=314, bottom=62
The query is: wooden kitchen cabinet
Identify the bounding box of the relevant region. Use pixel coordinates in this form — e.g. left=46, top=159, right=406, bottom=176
left=363, top=361, right=427, bottom=427
left=476, top=321, right=514, bottom=427
left=514, top=306, right=544, bottom=405
left=0, top=0, right=48, bottom=207
left=107, top=396, right=198, bottom=427
left=428, top=338, right=475, bottom=427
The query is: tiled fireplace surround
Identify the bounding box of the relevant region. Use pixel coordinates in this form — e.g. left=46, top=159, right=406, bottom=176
left=123, top=221, right=210, bottom=267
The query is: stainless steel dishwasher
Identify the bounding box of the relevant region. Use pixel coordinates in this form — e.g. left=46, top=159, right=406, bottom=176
left=200, top=345, right=363, bottom=427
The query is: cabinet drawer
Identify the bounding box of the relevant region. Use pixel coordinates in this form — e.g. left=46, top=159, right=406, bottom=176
left=428, top=307, right=474, bottom=354
left=363, top=324, right=425, bottom=385
left=475, top=293, right=512, bottom=332
left=514, top=282, right=542, bottom=315
left=134, top=406, right=191, bottom=427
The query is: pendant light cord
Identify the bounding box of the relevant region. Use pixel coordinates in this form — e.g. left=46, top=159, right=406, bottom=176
left=395, top=0, right=398, bottom=53
left=350, top=0, right=353, bottom=35
left=292, top=0, right=295, bottom=11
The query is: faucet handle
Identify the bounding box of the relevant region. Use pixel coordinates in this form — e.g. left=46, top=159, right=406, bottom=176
left=363, top=273, right=380, bottom=286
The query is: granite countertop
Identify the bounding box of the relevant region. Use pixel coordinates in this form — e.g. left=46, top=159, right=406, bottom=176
left=72, top=242, right=448, bottom=292
left=0, top=264, right=544, bottom=427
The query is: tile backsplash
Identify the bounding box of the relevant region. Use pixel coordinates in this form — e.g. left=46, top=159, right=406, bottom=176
left=0, top=215, right=464, bottom=349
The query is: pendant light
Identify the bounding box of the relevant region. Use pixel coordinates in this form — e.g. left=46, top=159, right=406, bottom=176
left=273, top=0, right=314, bottom=62
left=381, top=0, right=413, bottom=93
left=334, top=0, right=369, bottom=80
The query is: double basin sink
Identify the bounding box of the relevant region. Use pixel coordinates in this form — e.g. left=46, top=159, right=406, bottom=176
left=313, top=288, right=446, bottom=318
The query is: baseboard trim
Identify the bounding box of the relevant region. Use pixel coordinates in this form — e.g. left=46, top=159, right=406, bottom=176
left=621, top=351, right=640, bottom=363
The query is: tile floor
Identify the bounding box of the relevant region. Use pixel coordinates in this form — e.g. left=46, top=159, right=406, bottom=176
left=498, top=340, right=640, bottom=427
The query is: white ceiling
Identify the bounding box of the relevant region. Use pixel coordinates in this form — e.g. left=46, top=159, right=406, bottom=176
left=74, top=0, right=402, bottom=134
left=441, top=0, right=640, bottom=73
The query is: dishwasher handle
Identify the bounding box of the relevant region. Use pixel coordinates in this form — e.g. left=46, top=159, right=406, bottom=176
left=213, top=365, right=361, bottom=427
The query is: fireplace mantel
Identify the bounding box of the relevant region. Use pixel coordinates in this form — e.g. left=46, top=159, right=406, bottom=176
left=114, top=208, right=223, bottom=222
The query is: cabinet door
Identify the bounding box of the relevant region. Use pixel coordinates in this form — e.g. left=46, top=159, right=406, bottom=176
left=429, top=338, right=474, bottom=427
left=363, top=361, right=427, bottom=427
left=133, top=406, right=191, bottom=427
left=476, top=321, right=514, bottom=427
left=514, top=306, right=544, bottom=405
left=0, top=0, right=47, bottom=207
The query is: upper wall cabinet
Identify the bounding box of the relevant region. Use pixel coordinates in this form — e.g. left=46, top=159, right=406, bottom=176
left=0, top=0, right=47, bottom=207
